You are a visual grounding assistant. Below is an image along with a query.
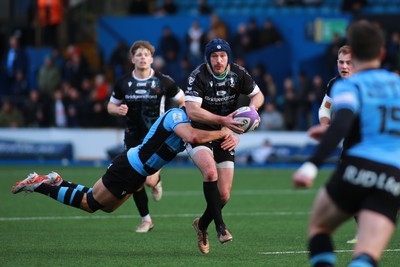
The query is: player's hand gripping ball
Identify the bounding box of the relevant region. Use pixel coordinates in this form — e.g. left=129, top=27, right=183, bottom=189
left=233, top=106, right=260, bottom=133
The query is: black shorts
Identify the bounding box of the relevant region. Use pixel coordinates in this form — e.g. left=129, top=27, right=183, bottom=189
left=326, top=156, right=400, bottom=223
left=102, top=152, right=146, bottom=199
left=190, top=140, right=235, bottom=163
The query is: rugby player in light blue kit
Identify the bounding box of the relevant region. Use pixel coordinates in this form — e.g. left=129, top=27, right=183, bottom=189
left=11, top=108, right=240, bottom=217
left=293, top=20, right=400, bottom=267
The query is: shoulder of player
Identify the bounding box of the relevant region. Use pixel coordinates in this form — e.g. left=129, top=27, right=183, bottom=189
left=326, top=75, right=341, bottom=96
left=153, top=70, right=176, bottom=83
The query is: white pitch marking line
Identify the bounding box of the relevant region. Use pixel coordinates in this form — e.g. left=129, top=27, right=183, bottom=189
left=0, top=211, right=311, bottom=221
left=258, top=249, right=400, bottom=255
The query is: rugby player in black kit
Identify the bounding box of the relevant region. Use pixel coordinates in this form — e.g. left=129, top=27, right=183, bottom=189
left=107, top=40, right=184, bottom=233
left=184, top=38, right=264, bottom=254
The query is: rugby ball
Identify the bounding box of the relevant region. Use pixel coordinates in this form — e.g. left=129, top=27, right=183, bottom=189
left=233, top=106, right=260, bottom=133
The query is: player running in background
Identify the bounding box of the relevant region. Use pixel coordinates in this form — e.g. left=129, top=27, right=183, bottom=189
left=319, top=45, right=359, bottom=244
left=107, top=40, right=184, bottom=233
left=293, top=20, right=400, bottom=267
left=184, top=38, right=264, bottom=254
left=12, top=108, right=238, bottom=221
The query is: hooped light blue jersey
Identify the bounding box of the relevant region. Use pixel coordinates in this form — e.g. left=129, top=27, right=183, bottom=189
left=127, top=108, right=189, bottom=176
left=331, top=69, right=400, bottom=168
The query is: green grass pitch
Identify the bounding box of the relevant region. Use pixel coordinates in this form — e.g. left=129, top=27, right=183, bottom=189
left=1, top=165, right=400, bottom=266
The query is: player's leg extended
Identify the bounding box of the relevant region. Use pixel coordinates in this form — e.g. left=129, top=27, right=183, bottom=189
left=308, top=188, right=352, bottom=267
left=348, top=210, right=395, bottom=267
left=11, top=173, right=128, bottom=213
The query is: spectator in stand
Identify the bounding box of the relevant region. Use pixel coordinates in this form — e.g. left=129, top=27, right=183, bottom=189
left=52, top=88, right=67, bottom=128
left=37, top=55, right=62, bottom=101
left=23, top=90, right=49, bottom=127
left=51, top=47, right=65, bottom=74
left=263, top=73, right=278, bottom=104
left=281, top=77, right=298, bottom=130
left=108, top=41, right=131, bottom=79
left=186, top=21, right=205, bottom=68
left=258, top=19, right=283, bottom=48
left=156, top=0, right=178, bottom=15
left=64, top=87, right=84, bottom=128
left=248, top=139, right=275, bottom=164
left=198, top=0, right=213, bottom=15
left=37, top=0, right=65, bottom=47
left=247, top=17, right=261, bottom=51
left=11, top=70, right=30, bottom=99
left=258, top=101, right=284, bottom=131
left=231, top=23, right=251, bottom=58
left=310, top=74, right=325, bottom=126
left=158, top=26, right=181, bottom=80
left=4, top=32, right=29, bottom=89
left=0, top=99, right=24, bottom=128
left=207, top=14, right=229, bottom=41
left=296, top=71, right=313, bottom=131
left=63, top=46, right=90, bottom=93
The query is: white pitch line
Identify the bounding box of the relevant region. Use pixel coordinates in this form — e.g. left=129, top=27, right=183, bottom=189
left=0, top=211, right=310, bottom=222
left=259, top=249, right=400, bottom=255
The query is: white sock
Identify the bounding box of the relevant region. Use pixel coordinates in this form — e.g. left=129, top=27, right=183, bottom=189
left=142, top=214, right=152, bottom=222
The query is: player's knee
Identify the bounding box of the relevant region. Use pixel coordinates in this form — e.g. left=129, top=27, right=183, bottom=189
left=203, top=169, right=218, bottom=182
left=86, top=191, right=104, bottom=213
left=220, top=190, right=230, bottom=204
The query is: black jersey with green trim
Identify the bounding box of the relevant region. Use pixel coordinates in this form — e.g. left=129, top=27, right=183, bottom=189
left=111, top=71, right=181, bottom=139
left=185, top=63, right=257, bottom=130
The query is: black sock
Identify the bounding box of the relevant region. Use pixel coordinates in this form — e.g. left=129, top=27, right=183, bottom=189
left=349, top=253, right=377, bottom=267
left=200, top=181, right=223, bottom=231
left=60, top=180, right=92, bottom=193
left=133, top=187, right=149, bottom=217
left=354, top=215, right=358, bottom=224
left=35, top=183, right=85, bottom=208
left=309, top=233, right=336, bottom=267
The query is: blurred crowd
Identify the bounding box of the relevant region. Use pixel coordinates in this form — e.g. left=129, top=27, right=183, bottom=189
left=0, top=0, right=399, bottom=131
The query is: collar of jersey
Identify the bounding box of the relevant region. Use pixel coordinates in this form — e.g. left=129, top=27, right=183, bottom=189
left=206, top=63, right=230, bottom=80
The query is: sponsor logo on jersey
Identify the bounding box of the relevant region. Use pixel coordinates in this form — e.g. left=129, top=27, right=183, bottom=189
left=135, top=89, right=147, bottom=94
left=137, top=82, right=147, bottom=87
left=128, top=81, right=132, bottom=87
left=172, top=111, right=183, bottom=123
left=151, top=80, right=156, bottom=88
left=216, top=90, right=227, bottom=96
left=209, top=81, right=213, bottom=87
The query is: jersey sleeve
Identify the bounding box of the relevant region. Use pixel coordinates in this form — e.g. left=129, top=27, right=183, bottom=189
left=160, top=73, right=182, bottom=99
left=110, top=76, right=126, bottom=102
left=163, top=109, right=190, bottom=131
left=237, top=64, right=259, bottom=96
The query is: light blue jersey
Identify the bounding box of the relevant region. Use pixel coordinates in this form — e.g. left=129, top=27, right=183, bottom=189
left=127, top=108, right=189, bottom=176
left=332, top=69, right=400, bottom=168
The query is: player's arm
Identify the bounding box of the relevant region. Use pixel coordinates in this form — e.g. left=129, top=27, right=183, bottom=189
left=248, top=90, right=264, bottom=111
left=318, top=94, right=332, bottom=126
left=185, top=101, right=244, bottom=134
left=174, top=123, right=232, bottom=144
left=107, top=100, right=128, bottom=116
left=293, top=108, right=355, bottom=188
